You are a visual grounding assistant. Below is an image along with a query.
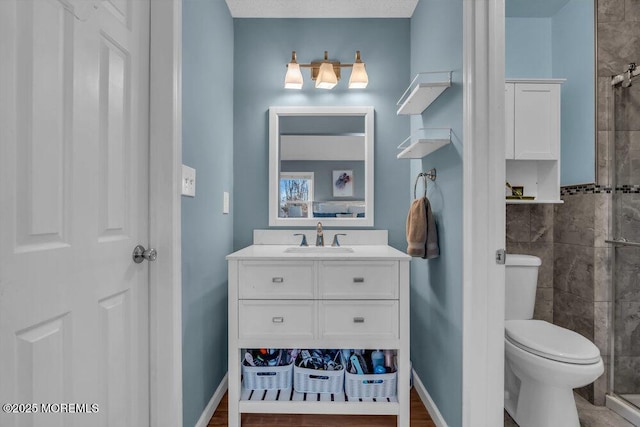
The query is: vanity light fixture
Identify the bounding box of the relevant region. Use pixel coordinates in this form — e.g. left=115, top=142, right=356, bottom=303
left=284, top=50, right=369, bottom=90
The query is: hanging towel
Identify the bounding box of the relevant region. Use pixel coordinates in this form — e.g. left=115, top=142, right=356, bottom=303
left=424, top=197, right=439, bottom=259
left=406, top=196, right=439, bottom=259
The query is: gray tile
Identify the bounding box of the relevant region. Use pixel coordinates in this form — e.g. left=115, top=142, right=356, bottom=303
left=615, top=131, right=632, bottom=185
left=530, top=204, right=554, bottom=243
left=595, top=247, right=612, bottom=302
left=614, top=301, right=640, bottom=356
left=533, top=287, right=553, bottom=323
left=614, top=246, right=640, bottom=302
left=554, top=289, right=595, bottom=341
left=599, top=0, right=625, bottom=23
left=614, top=84, right=640, bottom=132
left=576, top=391, right=635, bottom=426
left=626, top=0, right=640, bottom=22
left=595, top=192, right=613, bottom=247
left=506, top=204, right=531, bottom=243
left=597, top=131, right=614, bottom=186
left=554, top=243, right=595, bottom=301
left=599, top=78, right=615, bottom=132
left=593, top=355, right=610, bottom=407
left=555, top=194, right=596, bottom=247
left=598, top=22, right=640, bottom=78
left=613, top=356, right=640, bottom=393
left=618, top=194, right=640, bottom=248
left=595, top=301, right=612, bottom=356
left=576, top=383, right=595, bottom=405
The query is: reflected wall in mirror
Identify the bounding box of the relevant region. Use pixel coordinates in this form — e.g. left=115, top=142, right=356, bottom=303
left=269, top=106, right=374, bottom=227
left=506, top=0, right=595, bottom=185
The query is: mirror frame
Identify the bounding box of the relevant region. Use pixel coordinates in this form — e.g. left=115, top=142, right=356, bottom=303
left=269, top=106, right=374, bottom=227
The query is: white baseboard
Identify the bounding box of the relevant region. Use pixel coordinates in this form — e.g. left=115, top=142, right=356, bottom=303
left=412, top=368, right=448, bottom=427
left=194, top=373, right=228, bottom=427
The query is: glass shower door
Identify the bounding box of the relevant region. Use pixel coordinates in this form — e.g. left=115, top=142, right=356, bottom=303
left=610, top=77, right=640, bottom=412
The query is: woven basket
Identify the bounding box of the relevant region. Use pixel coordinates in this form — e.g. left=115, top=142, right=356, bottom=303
left=242, top=362, right=293, bottom=390
left=293, top=364, right=344, bottom=394
left=344, top=370, right=397, bottom=399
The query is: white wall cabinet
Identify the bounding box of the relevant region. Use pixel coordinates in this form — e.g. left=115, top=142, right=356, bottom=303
left=505, top=79, right=565, bottom=204
left=226, top=248, right=411, bottom=427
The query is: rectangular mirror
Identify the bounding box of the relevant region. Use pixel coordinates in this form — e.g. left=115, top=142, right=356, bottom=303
left=269, top=106, right=374, bottom=227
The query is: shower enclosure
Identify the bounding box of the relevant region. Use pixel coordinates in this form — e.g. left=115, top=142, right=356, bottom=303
left=606, top=62, right=640, bottom=425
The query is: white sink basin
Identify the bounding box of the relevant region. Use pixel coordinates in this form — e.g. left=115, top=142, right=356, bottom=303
left=284, top=246, right=354, bottom=254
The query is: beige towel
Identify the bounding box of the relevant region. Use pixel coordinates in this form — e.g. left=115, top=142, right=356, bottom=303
left=406, top=197, right=439, bottom=259
left=406, top=198, right=427, bottom=257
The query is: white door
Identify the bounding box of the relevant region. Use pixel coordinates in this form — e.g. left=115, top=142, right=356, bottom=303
left=0, top=0, right=151, bottom=426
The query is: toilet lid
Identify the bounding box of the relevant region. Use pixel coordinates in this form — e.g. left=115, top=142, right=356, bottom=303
left=505, top=320, right=601, bottom=365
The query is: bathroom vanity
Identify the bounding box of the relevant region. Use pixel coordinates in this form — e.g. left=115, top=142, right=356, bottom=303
left=226, top=230, right=411, bottom=427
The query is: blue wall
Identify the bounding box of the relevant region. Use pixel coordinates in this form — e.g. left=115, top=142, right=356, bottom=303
left=410, top=1, right=463, bottom=426
left=506, top=0, right=595, bottom=185
left=552, top=0, right=595, bottom=185
left=182, top=1, right=234, bottom=426
left=505, top=18, right=552, bottom=78
left=232, top=19, right=411, bottom=251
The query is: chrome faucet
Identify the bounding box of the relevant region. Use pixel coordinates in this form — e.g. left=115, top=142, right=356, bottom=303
left=316, top=222, right=324, bottom=247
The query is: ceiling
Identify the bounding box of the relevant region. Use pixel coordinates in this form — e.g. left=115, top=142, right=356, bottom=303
left=224, top=0, right=419, bottom=18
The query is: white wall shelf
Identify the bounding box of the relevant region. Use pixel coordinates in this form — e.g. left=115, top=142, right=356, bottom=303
left=397, top=128, right=451, bottom=159
left=396, top=72, right=452, bottom=115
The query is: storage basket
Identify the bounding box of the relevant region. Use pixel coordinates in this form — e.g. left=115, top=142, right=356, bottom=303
left=344, top=370, right=397, bottom=399
left=293, top=364, right=344, bottom=394
left=242, top=362, right=293, bottom=390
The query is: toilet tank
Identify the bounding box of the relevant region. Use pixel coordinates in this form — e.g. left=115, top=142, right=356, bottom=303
left=505, top=254, right=541, bottom=320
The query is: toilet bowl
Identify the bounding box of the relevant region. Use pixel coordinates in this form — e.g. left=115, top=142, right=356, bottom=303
left=504, top=320, right=604, bottom=427
left=504, top=255, right=604, bottom=427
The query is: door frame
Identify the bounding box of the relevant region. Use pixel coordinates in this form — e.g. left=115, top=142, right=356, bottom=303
left=149, top=1, right=183, bottom=426
left=462, top=0, right=505, bottom=426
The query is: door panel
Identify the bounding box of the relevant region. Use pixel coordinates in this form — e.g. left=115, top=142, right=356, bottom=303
left=0, top=0, right=150, bottom=426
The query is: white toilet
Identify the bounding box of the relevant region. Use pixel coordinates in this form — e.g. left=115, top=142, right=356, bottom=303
left=504, top=254, right=604, bottom=427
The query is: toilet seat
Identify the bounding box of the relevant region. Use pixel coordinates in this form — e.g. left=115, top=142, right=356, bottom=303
left=505, top=320, right=601, bottom=365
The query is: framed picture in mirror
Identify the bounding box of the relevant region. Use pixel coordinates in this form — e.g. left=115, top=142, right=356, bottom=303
left=332, top=170, right=353, bottom=197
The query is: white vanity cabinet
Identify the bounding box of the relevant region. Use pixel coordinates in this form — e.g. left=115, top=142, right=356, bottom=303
left=227, top=244, right=411, bottom=427
left=505, top=79, right=565, bottom=204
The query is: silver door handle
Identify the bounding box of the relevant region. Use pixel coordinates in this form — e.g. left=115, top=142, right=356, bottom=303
left=132, top=245, right=157, bottom=263
left=353, top=317, right=365, bottom=323
left=272, top=277, right=284, bottom=283
left=272, top=317, right=284, bottom=323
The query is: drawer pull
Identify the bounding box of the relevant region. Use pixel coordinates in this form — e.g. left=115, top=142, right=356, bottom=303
left=353, top=277, right=365, bottom=283
left=272, top=316, right=284, bottom=323
left=353, top=317, right=365, bottom=323
left=272, top=277, right=284, bottom=283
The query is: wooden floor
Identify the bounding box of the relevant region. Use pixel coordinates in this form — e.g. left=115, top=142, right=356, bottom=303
left=208, top=387, right=436, bottom=427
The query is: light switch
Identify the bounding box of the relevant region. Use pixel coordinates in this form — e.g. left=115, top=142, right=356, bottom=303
left=181, top=165, right=196, bottom=197
left=223, top=191, right=230, bottom=214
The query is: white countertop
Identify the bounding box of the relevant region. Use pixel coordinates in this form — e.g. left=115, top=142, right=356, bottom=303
left=226, top=244, right=411, bottom=261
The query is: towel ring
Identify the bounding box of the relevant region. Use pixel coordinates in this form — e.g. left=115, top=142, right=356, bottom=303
left=413, top=169, right=437, bottom=199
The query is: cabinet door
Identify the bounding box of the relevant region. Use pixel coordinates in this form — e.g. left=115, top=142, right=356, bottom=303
left=505, top=83, right=515, bottom=159
left=514, top=83, right=560, bottom=160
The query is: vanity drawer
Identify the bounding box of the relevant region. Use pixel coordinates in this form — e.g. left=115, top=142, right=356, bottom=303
left=318, top=261, right=398, bottom=299
left=239, top=300, right=315, bottom=340
left=319, top=301, right=398, bottom=340
left=239, top=261, right=315, bottom=299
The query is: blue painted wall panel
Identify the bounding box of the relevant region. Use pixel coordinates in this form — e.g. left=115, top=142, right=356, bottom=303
left=182, top=1, right=234, bottom=426
left=410, top=1, right=463, bottom=426
left=553, top=0, right=595, bottom=185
